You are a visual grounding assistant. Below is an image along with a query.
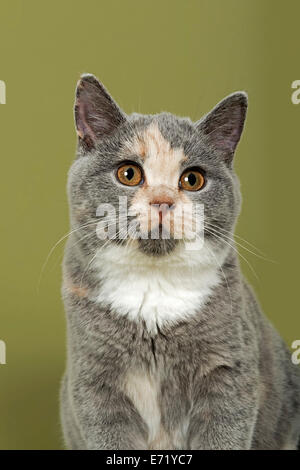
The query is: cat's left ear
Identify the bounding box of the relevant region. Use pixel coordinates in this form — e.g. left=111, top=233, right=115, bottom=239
left=196, top=92, right=248, bottom=164
left=74, top=74, right=126, bottom=151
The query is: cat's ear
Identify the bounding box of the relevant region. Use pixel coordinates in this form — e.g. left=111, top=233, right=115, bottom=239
left=196, top=92, right=248, bottom=163
left=74, top=74, right=126, bottom=150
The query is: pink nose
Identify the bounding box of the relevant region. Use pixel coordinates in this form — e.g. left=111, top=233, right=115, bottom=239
left=149, top=198, right=175, bottom=209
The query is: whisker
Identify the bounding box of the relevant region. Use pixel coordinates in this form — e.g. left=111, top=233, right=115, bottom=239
left=205, top=243, right=233, bottom=317
left=204, top=227, right=259, bottom=281
left=79, top=225, right=129, bottom=288
left=205, top=222, right=268, bottom=258
left=37, top=220, right=100, bottom=293
left=38, top=213, right=130, bottom=292
left=205, top=223, right=275, bottom=263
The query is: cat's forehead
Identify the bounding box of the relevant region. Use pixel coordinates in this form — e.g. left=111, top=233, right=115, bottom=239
left=129, top=113, right=195, bottom=148
left=123, top=120, right=190, bottom=186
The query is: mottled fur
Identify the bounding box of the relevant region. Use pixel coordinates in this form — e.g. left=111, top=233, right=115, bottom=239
left=60, top=74, right=300, bottom=449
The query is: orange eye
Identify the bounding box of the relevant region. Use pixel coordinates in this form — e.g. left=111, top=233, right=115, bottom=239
left=179, top=169, right=205, bottom=191
left=117, top=163, right=143, bottom=186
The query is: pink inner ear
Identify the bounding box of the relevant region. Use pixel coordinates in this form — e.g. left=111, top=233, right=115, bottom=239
left=226, top=127, right=241, bottom=152
left=214, top=123, right=242, bottom=153
left=74, top=75, right=126, bottom=149
left=76, top=100, right=96, bottom=141
left=75, top=94, right=100, bottom=150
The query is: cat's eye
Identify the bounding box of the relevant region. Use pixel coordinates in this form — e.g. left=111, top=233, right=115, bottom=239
left=117, top=163, right=143, bottom=186
left=179, top=168, right=205, bottom=191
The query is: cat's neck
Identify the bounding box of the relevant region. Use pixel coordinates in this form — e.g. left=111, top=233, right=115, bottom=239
left=90, top=240, right=231, bottom=334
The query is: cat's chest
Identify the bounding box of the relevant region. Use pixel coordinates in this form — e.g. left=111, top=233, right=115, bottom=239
left=94, top=253, right=220, bottom=333
left=122, top=369, right=188, bottom=449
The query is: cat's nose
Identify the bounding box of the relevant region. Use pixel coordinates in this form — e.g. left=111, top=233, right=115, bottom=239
left=149, top=198, right=175, bottom=209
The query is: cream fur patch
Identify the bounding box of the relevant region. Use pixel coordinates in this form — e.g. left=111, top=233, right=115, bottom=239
left=125, top=121, right=187, bottom=188
left=124, top=123, right=197, bottom=238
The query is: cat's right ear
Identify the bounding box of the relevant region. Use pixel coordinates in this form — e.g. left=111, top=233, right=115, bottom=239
left=195, top=92, right=248, bottom=164
left=74, top=74, right=126, bottom=151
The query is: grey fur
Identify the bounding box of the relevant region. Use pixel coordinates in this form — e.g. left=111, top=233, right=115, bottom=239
left=60, top=74, right=300, bottom=450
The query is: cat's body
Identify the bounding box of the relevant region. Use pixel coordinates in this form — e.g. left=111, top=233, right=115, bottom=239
left=60, top=75, right=300, bottom=449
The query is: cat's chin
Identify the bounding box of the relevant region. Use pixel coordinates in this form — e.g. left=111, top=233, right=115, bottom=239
left=137, top=238, right=178, bottom=256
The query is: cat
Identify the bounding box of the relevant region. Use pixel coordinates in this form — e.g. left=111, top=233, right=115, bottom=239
left=60, top=74, right=300, bottom=450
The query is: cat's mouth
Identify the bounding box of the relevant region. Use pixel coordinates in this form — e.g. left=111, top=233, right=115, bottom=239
left=110, top=223, right=179, bottom=256
left=131, top=223, right=178, bottom=256
left=137, top=237, right=178, bottom=256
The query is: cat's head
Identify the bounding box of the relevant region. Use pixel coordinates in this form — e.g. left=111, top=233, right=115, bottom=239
left=68, top=74, right=247, bottom=264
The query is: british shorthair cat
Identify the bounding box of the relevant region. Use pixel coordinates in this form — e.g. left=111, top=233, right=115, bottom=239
left=60, top=74, right=300, bottom=450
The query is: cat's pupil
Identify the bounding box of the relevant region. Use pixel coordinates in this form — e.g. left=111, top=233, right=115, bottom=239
left=188, top=173, right=196, bottom=186
left=125, top=168, right=134, bottom=180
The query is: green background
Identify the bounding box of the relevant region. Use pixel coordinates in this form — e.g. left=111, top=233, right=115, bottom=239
left=0, top=0, right=299, bottom=449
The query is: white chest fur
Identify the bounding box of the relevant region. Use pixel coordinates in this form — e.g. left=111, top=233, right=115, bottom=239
left=94, top=241, right=221, bottom=334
